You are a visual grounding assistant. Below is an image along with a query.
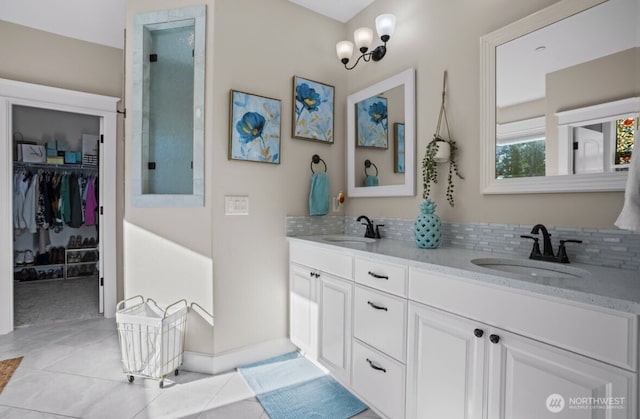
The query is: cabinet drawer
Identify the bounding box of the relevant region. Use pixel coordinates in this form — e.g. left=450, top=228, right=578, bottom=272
left=354, top=285, right=407, bottom=362
left=410, top=267, right=638, bottom=371
left=352, top=340, right=405, bottom=419
left=355, top=257, right=407, bottom=297
left=290, top=241, right=353, bottom=279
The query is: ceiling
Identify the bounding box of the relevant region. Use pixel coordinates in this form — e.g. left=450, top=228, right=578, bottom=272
left=0, top=0, right=369, bottom=50
left=288, top=0, right=374, bottom=23
left=0, top=0, right=125, bottom=49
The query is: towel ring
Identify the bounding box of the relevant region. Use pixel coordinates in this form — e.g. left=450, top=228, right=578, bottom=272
left=364, top=159, right=378, bottom=177
left=311, top=154, right=327, bottom=173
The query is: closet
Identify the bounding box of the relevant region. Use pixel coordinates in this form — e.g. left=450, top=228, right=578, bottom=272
left=0, top=78, right=118, bottom=333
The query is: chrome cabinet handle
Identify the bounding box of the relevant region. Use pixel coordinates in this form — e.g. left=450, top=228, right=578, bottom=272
left=367, top=301, right=388, bottom=311
left=367, top=271, right=389, bottom=280
left=366, top=358, right=387, bottom=373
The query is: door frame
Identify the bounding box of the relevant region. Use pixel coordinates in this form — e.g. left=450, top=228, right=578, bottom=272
left=0, top=78, right=119, bottom=334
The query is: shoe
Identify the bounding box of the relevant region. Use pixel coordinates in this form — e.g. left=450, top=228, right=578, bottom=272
left=35, top=252, right=49, bottom=266
left=15, top=251, right=25, bottom=266
left=88, top=237, right=97, bottom=248
left=58, top=247, right=66, bottom=264
left=82, top=238, right=90, bottom=248
left=24, top=250, right=34, bottom=265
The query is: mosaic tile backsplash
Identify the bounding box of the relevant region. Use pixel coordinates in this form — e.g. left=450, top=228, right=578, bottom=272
left=287, top=215, right=640, bottom=271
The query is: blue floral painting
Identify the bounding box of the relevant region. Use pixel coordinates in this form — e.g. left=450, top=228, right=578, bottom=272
left=356, top=96, right=388, bottom=148
left=293, top=76, right=334, bottom=143
left=394, top=123, right=405, bottom=173
left=229, top=90, right=281, bottom=164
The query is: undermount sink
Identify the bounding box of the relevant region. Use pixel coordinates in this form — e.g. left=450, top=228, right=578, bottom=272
left=471, top=257, right=589, bottom=279
left=321, top=235, right=376, bottom=244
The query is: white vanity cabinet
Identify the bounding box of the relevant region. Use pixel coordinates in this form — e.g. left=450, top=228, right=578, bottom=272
left=318, top=273, right=353, bottom=385
left=289, top=241, right=354, bottom=382
left=351, top=257, right=408, bottom=419
left=289, top=238, right=638, bottom=419
left=289, top=264, right=319, bottom=359
left=407, top=268, right=638, bottom=419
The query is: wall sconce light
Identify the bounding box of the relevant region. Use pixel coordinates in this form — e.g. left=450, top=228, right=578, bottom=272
left=336, top=14, right=396, bottom=70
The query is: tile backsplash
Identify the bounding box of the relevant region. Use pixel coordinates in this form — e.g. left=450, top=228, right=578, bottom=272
left=288, top=215, right=640, bottom=271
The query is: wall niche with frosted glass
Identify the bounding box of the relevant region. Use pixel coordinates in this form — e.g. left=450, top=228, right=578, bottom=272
left=132, top=5, right=205, bottom=207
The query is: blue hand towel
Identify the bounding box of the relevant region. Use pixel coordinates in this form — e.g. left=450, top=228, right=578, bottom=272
left=365, top=175, right=379, bottom=187
left=309, top=172, right=330, bottom=216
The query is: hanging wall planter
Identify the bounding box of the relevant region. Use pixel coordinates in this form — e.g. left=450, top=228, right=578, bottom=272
left=421, top=70, right=464, bottom=207
left=416, top=71, right=464, bottom=249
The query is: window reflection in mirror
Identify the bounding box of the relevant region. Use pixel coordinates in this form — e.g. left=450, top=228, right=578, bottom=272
left=494, top=0, right=638, bottom=180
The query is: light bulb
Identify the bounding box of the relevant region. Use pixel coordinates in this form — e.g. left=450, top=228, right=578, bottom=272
left=336, top=41, right=354, bottom=62
left=375, top=14, right=396, bottom=41
left=354, top=27, right=374, bottom=53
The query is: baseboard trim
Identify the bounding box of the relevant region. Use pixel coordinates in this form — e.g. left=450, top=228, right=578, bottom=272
left=182, top=337, right=297, bottom=375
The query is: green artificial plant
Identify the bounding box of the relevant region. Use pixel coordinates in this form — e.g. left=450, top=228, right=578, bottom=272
left=422, top=136, right=463, bottom=207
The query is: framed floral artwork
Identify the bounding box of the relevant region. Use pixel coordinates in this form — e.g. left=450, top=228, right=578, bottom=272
left=229, top=90, right=281, bottom=164
left=394, top=123, right=405, bottom=173
left=292, top=76, right=334, bottom=143
left=356, top=96, right=388, bottom=148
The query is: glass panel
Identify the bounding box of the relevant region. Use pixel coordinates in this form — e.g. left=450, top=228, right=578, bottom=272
left=615, top=117, right=635, bottom=166
left=147, top=23, right=195, bottom=194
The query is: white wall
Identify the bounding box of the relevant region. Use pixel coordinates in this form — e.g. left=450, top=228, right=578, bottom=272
left=124, top=0, right=347, bottom=354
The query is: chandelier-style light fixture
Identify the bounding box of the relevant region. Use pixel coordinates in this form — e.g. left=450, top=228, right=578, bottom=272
left=336, top=14, right=396, bottom=70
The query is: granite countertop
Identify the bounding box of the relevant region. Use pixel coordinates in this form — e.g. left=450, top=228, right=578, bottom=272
left=288, top=235, right=640, bottom=315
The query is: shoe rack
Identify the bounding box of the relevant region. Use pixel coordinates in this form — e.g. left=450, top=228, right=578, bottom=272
left=14, top=235, right=99, bottom=282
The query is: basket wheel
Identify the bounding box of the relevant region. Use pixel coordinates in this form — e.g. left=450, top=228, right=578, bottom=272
left=159, top=380, right=164, bottom=389
left=127, top=375, right=134, bottom=383
left=174, top=369, right=179, bottom=376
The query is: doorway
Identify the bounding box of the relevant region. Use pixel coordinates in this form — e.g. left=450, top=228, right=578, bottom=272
left=0, top=78, right=118, bottom=334
left=12, top=105, right=102, bottom=327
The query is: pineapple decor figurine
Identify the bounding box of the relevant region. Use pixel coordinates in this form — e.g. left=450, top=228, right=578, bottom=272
left=414, top=199, right=441, bottom=249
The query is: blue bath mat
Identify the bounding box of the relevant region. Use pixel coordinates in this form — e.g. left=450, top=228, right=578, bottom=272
left=238, top=352, right=367, bottom=419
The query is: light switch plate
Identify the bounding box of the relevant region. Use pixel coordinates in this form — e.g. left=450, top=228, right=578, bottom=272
left=225, top=195, right=249, bottom=215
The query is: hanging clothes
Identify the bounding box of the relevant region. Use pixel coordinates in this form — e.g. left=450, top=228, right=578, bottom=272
left=36, top=173, right=51, bottom=229
left=60, top=174, right=71, bottom=225
left=78, top=174, right=88, bottom=224
left=68, top=173, right=83, bottom=228
left=13, top=171, right=28, bottom=231
left=84, top=177, right=98, bottom=226
left=23, top=173, right=39, bottom=233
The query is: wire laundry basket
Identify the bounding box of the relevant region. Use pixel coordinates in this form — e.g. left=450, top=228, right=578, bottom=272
left=116, top=295, right=188, bottom=388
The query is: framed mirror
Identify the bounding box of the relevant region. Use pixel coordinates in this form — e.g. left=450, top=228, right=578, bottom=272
left=347, top=68, right=416, bottom=197
left=131, top=5, right=206, bottom=207
left=480, top=0, right=639, bottom=194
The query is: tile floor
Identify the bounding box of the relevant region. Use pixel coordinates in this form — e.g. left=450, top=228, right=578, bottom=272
left=0, top=318, right=379, bottom=418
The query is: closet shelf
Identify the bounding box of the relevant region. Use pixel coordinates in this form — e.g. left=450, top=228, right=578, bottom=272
left=13, top=161, right=98, bottom=172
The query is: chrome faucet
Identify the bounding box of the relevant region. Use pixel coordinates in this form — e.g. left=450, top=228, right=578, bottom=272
left=520, top=224, right=582, bottom=263
left=356, top=215, right=383, bottom=239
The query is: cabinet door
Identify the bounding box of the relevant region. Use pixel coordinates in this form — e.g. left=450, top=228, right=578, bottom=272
left=318, top=273, right=353, bottom=385
left=406, top=302, right=485, bottom=419
left=487, top=328, right=637, bottom=419
left=289, top=264, right=318, bottom=359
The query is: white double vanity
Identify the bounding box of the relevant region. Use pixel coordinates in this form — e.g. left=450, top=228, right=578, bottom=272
left=288, top=236, right=638, bottom=419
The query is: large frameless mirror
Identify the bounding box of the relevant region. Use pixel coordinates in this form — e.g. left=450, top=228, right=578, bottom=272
left=347, top=68, right=416, bottom=197
left=480, top=0, right=639, bottom=194
left=132, top=5, right=205, bottom=207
